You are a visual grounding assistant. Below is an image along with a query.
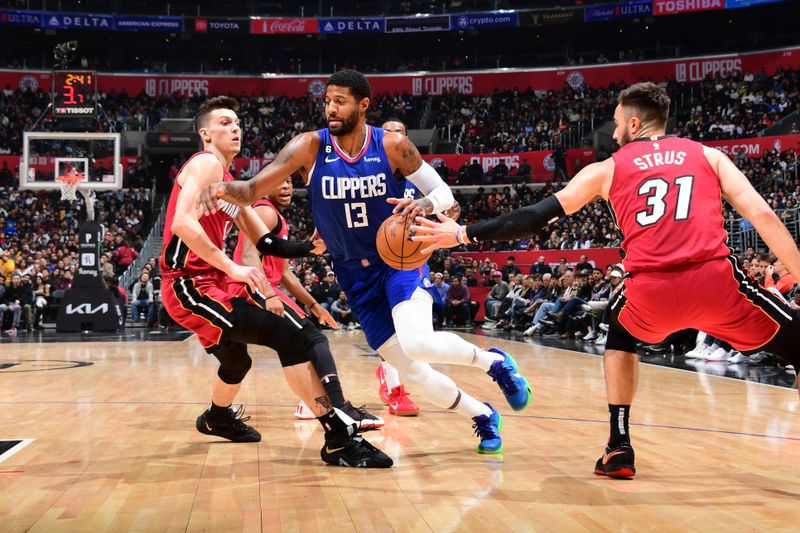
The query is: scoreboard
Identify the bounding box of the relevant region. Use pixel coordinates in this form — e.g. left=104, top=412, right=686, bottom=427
left=52, top=70, right=97, bottom=119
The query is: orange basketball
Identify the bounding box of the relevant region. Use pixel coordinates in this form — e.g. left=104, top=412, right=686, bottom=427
left=376, top=213, right=431, bottom=270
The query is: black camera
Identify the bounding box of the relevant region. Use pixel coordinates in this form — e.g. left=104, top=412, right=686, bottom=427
left=54, top=41, right=79, bottom=68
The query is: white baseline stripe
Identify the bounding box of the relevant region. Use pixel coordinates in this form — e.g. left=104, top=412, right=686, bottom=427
left=0, top=439, right=35, bottom=465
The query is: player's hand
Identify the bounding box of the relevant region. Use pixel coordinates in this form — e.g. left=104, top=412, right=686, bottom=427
left=197, top=182, right=227, bottom=216
left=387, top=197, right=429, bottom=220
left=411, top=214, right=462, bottom=254
left=310, top=239, right=326, bottom=255
left=311, top=302, right=338, bottom=329
left=265, top=294, right=285, bottom=317
left=228, top=263, right=267, bottom=295
left=442, top=200, right=461, bottom=221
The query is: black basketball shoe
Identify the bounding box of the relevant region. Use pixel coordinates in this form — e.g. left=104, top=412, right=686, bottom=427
left=321, top=436, right=393, bottom=468
left=594, top=443, right=636, bottom=478
left=340, top=401, right=385, bottom=432
left=196, top=405, right=261, bottom=443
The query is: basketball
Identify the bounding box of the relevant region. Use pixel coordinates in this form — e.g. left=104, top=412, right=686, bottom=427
left=376, top=213, right=431, bottom=270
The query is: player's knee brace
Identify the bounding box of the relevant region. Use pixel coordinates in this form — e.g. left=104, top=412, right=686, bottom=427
left=211, top=343, right=253, bottom=384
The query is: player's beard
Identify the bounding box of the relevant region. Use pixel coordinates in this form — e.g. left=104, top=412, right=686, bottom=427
left=328, top=110, right=359, bottom=136
left=618, top=128, right=632, bottom=147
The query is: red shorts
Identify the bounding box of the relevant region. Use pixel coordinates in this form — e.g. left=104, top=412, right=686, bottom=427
left=163, top=273, right=265, bottom=349
left=616, top=257, right=790, bottom=351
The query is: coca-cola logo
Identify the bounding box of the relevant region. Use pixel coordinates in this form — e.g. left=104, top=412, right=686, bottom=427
left=252, top=17, right=317, bottom=34
left=271, top=19, right=305, bottom=32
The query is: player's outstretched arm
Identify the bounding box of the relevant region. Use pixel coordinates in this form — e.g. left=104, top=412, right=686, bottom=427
left=411, top=159, right=611, bottom=253
left=384, top=132, right=454, bottom=219
left=235, top=205, right=325, bottom=258
left=171, top=154, right=267, bottom=294
left=197, top=132, right=318, bottom=215
left=713, top=147, right=800, bottom=280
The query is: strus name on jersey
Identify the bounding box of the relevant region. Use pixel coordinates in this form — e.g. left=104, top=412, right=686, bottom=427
left=633, top=151, right=686, bottom=170
left=321, top=174, right=387, bottom=200
left=217, top=199, right=240, bottom=219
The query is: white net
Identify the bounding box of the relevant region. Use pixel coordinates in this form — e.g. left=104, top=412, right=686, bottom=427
left=58, top=177, right=80, bottom=201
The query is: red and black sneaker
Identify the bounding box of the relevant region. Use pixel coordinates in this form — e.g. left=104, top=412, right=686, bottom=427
left=594, top=443, right=636, bottom=479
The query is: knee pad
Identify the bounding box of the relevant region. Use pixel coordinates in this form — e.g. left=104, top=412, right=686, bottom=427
left=210, top=341, right=252, bottom=385
left=307, top=338, right=338, bottom=378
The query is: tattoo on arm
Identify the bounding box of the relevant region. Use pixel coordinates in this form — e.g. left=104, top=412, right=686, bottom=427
left=274, top=135, right=302, bottom=165
left=314, top=396, right=332, bottom=410
left=418, top=197, right=434, bottom=213
left=397, top=136, right=423, bottom=175
left=222, top=181, right=256, bottom=205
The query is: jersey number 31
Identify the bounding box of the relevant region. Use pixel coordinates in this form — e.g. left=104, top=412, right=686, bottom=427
left=636, top=175, right=694, bottom=227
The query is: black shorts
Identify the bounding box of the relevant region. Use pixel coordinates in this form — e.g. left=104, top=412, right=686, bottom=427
left=208, top=294, right=327, bottom=367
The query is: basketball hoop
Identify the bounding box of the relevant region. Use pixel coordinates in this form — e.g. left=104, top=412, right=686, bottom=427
left=56, top=174, right=83, bottom=201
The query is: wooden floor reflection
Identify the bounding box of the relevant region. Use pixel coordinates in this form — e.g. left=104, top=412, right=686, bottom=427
left=2, top=330, right=799, bottom=532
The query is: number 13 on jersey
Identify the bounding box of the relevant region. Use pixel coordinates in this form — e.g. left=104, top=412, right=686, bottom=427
left=344, top=202, right=368, bottom=228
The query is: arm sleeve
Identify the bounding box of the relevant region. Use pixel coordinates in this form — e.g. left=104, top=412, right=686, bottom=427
left=256, top=232, right=314, bottom=258
left=405, top=161, right=454, bottom=213
left=465, top=195, right=565, bottom=243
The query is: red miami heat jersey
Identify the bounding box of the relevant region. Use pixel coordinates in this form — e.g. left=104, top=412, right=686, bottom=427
left=160, top=151, right=240, bottom=279
left=608, top=136, right=730, bottom=272
left=232, top=198, right=287, bottom=286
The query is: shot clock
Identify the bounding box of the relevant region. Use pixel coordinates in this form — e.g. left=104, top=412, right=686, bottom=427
left=52, top=70, right=97, bottom=118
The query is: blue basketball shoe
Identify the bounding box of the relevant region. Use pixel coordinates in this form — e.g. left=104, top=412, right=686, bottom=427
left=486, top=348, right=532, bottom=411
left=472, top=403, right=503, bottom=454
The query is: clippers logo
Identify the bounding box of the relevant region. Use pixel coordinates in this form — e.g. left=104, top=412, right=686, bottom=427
left=309, top=79, right=326, bottom=97
left=566, top=71, right=584, bottom=90
left=18, top=75, right=38, bottom=92
left=65, top=303, right=109, bottom=315
left=543, top=154, right=556, bottom=172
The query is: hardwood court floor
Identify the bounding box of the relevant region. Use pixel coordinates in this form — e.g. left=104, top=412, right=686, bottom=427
left=2, top=331, right=800, bottom=532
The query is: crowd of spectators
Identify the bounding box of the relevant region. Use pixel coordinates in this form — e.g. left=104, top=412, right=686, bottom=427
left=673, top=67, right=799, bottom=142
left=0, top=187, right=153, bottom=335
left=2, top=66, right=797, bottom=161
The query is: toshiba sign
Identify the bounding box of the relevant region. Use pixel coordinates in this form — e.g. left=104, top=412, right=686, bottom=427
left=653, top=0, right=724, bottom=15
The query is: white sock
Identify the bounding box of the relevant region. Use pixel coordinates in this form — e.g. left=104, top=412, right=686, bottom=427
left=472, top=348, right=504, bottom=372
left=382, top=361, right=401, bottom=390
left=453, top=390, right=493, bottom=418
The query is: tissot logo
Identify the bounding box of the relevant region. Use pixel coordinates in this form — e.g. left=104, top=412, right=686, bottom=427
left=65, top=303, right=109, bottom=315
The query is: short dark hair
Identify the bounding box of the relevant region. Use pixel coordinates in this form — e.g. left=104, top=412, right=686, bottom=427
left=327, top=69, right=372, bottom=101
left=195, top=96, right=239, bottom=129
left=618, top=82, right=670, bottom=127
